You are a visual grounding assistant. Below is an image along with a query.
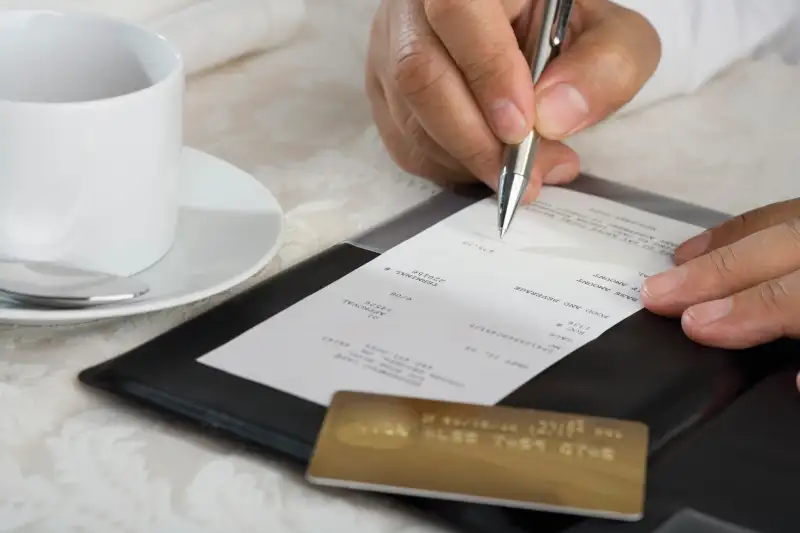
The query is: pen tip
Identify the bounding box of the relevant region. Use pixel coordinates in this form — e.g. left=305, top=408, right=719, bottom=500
left=497, top=171, right=526, bottom=241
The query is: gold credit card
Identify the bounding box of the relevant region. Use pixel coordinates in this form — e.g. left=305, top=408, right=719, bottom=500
left=306, top=391, right=649, bottom=521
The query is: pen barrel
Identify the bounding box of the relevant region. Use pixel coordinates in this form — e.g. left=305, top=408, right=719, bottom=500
left=497, top=0, right=573, bottom=235
left=501, top=131, right=541, bottom=180
left=517, top=0, right=572, bottom=85
left=500, top=0, right=569, bottom=179
left=518, top=0, right=556, bottom=83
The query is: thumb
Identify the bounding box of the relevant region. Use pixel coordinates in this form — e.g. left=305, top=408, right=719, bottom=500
left=533, top=1, right=661, bottom=139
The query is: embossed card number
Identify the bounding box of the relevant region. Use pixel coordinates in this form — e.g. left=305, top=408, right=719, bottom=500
left=307, top=391, right=649, bottom=522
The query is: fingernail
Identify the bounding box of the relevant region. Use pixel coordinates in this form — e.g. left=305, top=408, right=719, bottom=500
left=796, top=372, right=800, bottom=393
left=675, top=231, right=711, bottom=263
left=536, top=83, right=589, bottom=138
left=489, top=99, right=529, bottom=144
left=642, top=267, right=687, bottom=300
left=544, top=163, right=576, bottom=184
left=684, top=298, right=732, bottom=326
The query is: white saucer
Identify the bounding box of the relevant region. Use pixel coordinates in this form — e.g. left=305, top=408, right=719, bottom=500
left=0, top=147, right=284, bottom=325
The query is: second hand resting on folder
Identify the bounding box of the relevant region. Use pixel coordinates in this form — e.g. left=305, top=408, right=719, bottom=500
left=365, top=0, right=800, bottom=391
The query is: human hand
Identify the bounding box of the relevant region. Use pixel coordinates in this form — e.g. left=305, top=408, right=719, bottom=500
left=365, top=0, right=661, bottom=199
left=640, top=200, right=800, bottom=391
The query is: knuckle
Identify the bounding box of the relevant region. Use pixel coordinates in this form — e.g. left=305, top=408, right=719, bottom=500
left=728, top=210, right=761, bottom=237
left=391, top=38, right=447, bottom=99
left=402, top=114, right=436, bottom=151
left=706, top=246, right=739, bottom=282
left=423, top=0, right=472, bottom=28
left=373, top=122, right=422, bottom=177
left=592, top=43, right=640, bottom=100
left=403, top=114, right=498, bottom=178
left=757, top=279, right=791, bottom=315
left=458, top=140, right=500, bottom=175
left=364, top=73, right=382, bottom=102
left=388, top=143, right=425, bottom=176
left=726, top=213, right=749, bottom=235
left=382, top=128, right=437, bottom=179
left=779, top=217, right=800, bottom=248
left=461, top=47, right=515, bottom=92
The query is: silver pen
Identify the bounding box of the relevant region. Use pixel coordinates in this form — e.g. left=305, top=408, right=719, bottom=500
left=497, top=0, right=574, bottom=238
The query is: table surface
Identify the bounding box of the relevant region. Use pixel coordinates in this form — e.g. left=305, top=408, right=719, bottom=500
left=4, top=2, right=800, bottom=532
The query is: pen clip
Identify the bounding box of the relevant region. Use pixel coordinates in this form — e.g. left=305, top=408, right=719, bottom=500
left=550, top=0, right=574, bottom=51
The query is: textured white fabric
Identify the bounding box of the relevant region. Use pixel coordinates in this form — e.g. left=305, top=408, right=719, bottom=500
left=617, top=0, right=800, bottom=113
left=0, top=0, right=307, bottom=76
left=1, top=0, right=198, bottom=21
left=2, top=1, right=800, bottom=532
left=151, top=0, right=308, bottom=76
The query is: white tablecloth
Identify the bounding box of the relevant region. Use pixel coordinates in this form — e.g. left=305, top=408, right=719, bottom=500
left=3, top=1, right=800, bottom=531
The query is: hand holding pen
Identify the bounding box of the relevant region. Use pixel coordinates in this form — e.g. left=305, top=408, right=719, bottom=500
left=366, top=0, right=660, bottom=208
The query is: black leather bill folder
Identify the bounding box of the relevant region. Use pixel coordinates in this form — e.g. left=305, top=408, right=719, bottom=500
left=79, top=176, right=800, bottom=533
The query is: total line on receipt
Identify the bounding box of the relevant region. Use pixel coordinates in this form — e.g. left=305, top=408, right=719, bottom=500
left=198, top=187, right=703, bottom=407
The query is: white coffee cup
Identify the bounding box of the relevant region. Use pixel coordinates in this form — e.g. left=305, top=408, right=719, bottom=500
left=0, top=10, right=184, bottom=277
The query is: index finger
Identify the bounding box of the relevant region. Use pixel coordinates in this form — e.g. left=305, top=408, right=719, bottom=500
left=674, top=198, right=800, bottom=264
left=641, top=219, right=800, bottom=316
left=423, top=0, right=536, bottom=144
